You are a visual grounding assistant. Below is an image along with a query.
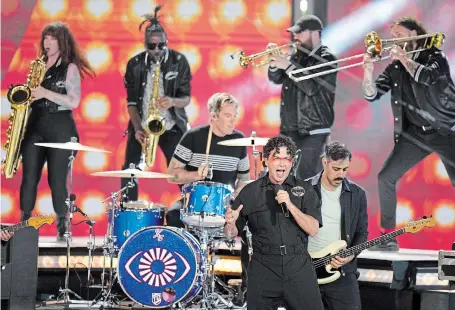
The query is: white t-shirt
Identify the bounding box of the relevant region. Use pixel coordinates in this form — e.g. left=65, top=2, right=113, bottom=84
left=308, top=183, right=342, bottom=253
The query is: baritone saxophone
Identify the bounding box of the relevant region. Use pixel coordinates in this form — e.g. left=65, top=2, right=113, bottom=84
left=2, top=56, right=46, bottom=178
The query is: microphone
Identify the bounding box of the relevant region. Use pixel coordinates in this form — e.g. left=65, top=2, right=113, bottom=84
left=69, top=194, right=88, bottom=218
left=274, top=185, right=290, bottom=218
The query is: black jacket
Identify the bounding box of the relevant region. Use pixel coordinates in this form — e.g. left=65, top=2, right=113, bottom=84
left=268, top=45, right=337, bottom=134
left=124, top=49, right=192, bottom=133
left=307, top=172, right=369, bottom=275
left=365, top=48, right=455, bottom=139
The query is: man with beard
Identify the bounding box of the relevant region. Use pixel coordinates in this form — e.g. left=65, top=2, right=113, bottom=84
left=121, top=5, right=192, bottom=201
left=363, top=17, right=455, bottom=251
left=225, top=135, right=324, bottom=310
left=307, top=141, right=368, bottom=310
left=267, top=15, right=338, bottom=180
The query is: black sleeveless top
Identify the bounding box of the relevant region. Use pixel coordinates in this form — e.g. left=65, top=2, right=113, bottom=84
left=34, top=57, right=69, bottom=113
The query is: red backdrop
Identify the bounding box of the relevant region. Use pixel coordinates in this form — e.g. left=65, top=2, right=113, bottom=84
left=1, top=0, right=454, bottom=250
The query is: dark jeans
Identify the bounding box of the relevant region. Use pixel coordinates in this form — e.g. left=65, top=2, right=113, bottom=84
left=319, top=272, right=361, bottom=310
left=121, top=125, right=183, bottom=201
left=280, top=131, right=329, bottom=180
left=378, top=126, right=455, bottom=228
left=19, top=109, right=77, bottom=235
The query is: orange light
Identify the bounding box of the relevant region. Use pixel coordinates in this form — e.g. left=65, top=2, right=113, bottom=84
left=38, top=0, right=68, bottom=18
left=81, top=93, right=111, bottom=122
left=207, top=45, right=243, bottom=80
left=118, top=43, right=144, bottom=76
left=85, top=42, right=113, bottom=73
left=83, top=0, right=113, bottom=19
left=81, top=192, right=107, bottom=219
left=349, top=152, right=371, bottom=179
left=186, top=97, right=200, bottom=125
left=260, top=97, right=281, bottom=127
left=209, top=0, right=246, bottom=36
left=423, top=154, right=451, bottom=185
left=434, top=201, right=455, bottom=227
left=396, top=198, right=415, bottom=226
left=0, top=192, right=14, bottom=217
left=174, top=44, right=202, bottom=75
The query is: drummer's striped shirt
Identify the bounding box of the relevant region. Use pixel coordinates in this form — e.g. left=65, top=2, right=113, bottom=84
left=173, top=125, right=250, bottom=189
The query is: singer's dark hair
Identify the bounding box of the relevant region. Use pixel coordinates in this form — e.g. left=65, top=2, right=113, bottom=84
left=139, top=5, right=167, bottom=40
left=263, top=135, right=297, bottom=159
left=323, top=141, right=352, bottom=162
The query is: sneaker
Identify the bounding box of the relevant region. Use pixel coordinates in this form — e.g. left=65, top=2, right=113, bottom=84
left=369, top=235, right=399, bottom=251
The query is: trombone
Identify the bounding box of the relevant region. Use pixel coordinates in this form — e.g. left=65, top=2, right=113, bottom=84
left=288, top=31, right=445, bottom=82
left=233, top=43, right=296, bottom=69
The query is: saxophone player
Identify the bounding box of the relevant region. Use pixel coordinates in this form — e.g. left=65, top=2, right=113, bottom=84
left=18, top=22, right=95, bottom=241
left=121, top=5, right=192, bottom=201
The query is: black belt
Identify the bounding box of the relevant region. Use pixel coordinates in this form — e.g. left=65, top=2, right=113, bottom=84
left=253, top=244, right=304, bottom=256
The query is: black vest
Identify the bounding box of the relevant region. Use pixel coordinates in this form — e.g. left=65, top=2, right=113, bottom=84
left=34, top=58, right=69, bottom=113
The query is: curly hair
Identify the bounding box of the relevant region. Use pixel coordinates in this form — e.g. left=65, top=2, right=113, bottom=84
left=323, top=141, right=352, bottom=162
left=392, top=16, right=428, bottom=47
left=263, top=135, right=297, bottom=160
left=40, top=22, right=95, bottom=79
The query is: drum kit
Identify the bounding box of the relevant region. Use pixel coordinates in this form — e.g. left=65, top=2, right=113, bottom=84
left=34, top=131, right=270, bottom=309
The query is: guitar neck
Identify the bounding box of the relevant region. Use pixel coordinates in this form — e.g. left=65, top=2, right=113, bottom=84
left=1, top=220, right=29, bottom=234
left=340, top=228, right=406, bottom=257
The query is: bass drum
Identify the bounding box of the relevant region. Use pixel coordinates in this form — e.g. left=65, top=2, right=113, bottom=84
left=117, top=226, right=203, bottom=308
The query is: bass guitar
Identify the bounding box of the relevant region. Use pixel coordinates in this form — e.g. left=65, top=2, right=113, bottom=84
left=310, top=216, right=435, bottom=284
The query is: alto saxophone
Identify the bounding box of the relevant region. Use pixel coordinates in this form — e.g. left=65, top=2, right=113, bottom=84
left=142, top=60, right=166, bottom=167
left=2, top=56, right=46, bottom=178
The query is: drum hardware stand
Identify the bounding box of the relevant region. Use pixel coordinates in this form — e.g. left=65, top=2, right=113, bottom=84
left=45, top=137, right=87, bottom=308
left=250, top=131, right=262, bottom=179
left=91, top=182, right=135, bottom=309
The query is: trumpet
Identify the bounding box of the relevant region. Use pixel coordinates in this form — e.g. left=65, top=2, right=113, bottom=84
left=234, top=43, right=296, bottom=68
left=288, top=31, right=445, bottom=82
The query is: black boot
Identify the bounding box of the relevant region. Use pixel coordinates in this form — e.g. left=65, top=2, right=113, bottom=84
left=56, top=216, right=68, bottom=242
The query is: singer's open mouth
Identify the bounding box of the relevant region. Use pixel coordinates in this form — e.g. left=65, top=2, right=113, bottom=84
left=276, top=169, right=285, bottom=177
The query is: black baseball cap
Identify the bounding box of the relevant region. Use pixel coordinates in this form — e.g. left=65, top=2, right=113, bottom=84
left=287, top=15, right=323, bottom=33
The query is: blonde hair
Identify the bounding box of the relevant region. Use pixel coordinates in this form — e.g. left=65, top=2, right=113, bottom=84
left=207, top=92, right=239, bottom=117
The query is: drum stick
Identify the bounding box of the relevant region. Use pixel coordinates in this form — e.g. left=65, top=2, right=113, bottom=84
left=205, top=124, right=212, bottom=163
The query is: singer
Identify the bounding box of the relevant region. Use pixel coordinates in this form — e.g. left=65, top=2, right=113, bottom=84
left=225, top=135, right=324, bottom=310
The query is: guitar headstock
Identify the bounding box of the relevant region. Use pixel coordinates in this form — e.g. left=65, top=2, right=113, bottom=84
left=404, top=216, right=435, bottom=234
left=28, top=215, right=55, bottom=229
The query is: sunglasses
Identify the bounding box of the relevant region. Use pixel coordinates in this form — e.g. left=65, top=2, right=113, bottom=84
left=146, top=42, right=166, bottom=50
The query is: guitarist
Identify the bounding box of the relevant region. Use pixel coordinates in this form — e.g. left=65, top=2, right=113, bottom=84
left=1, top=230, right=13, bottom=242
left=307, top=142, right=368, bottom=310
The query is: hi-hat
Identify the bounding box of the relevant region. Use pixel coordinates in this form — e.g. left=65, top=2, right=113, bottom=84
left=91, top=168, right=172, bottom=179
left=35, top=142, right=110, bottom=153
left=218, top=137, right=269, bottom=147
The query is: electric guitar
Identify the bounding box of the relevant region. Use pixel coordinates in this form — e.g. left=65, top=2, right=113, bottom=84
left=310, top=216, right=435, bottom=285
left=1, top=215, right=54, bottom=235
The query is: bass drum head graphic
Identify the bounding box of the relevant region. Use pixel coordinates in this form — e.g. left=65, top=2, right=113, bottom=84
left=117, top=226, right=202, bottom=308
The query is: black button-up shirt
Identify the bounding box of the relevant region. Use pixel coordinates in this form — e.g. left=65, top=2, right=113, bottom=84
left=232, top=174, right=322, bottom=278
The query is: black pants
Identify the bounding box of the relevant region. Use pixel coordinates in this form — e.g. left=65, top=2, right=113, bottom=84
left=280, top=131, right=329, bottom=180
left=240, top=230, right=249, bottom=292
left=247, top=254, right=323, bottom=310
left=20, top=109, right=78, bottom=234
left=319, top=273, right=361, bottom=310
left=378, top=126, right=455, bottom=228
left=121, top=125, right=183, bottom=201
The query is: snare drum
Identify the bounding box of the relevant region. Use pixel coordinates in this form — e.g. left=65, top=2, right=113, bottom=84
left=111, top=201, right=165, bottom=249
left=117, top=226, right=203, bottom=308
left=181, top=181, right=233, bottom=227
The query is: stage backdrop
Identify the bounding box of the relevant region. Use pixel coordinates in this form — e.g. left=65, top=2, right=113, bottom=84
left=1, top=0, right=454, bottom=250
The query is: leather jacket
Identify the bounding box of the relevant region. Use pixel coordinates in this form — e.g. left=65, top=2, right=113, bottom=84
left=124, top=49, right=192, bottom=133
left=365, top=48, right=455, bottom=139
left=268, top=45, right=337, bottom=135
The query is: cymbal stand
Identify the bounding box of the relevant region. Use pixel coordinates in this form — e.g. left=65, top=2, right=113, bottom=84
left=50, top=137, right=85, bottom=308
left=90, top=180, right=135, bottom=309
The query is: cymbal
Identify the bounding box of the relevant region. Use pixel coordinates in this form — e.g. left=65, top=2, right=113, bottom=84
left=218, top=137, right=269, bottom=147
left=35, top=142, right=110, bottom=153
left=91, top=168, right=172, bottom=179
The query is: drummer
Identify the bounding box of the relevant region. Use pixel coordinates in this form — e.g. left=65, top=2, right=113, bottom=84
left=166, top=92, right=251, bottom=221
